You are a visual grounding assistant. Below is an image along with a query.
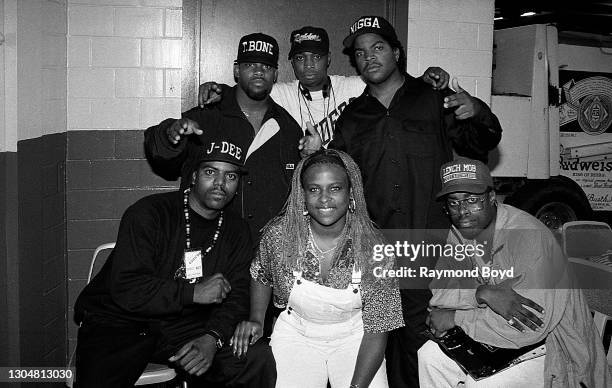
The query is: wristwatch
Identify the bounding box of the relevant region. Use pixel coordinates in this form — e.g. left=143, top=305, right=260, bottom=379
left=203, top=330, right=224, bottom=349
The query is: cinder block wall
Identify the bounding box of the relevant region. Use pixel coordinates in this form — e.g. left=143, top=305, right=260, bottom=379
left=405, top=0, right=494, bottom=104
left=65, top=0, right=182, bottom=358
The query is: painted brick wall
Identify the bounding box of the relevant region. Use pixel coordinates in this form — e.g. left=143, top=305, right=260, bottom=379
left=406, top=0, right=494, bottom=103
left=16, top=0, right=68, bottom=142
left=66, top=0, right=182, bottom=359
left=67, top=0, right=182, bottom=131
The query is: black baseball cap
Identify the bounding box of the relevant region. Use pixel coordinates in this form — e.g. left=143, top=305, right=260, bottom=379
left=187, top=138, right=247, bottom=177
left=343, top=15, right=400, bottom=49
left=288, top=26, right=329, bottom=59
left=236, top=33, right=279, bottom=68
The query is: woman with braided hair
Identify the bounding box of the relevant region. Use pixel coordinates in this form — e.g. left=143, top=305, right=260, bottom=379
left=230, top=149, right=404, bottom=388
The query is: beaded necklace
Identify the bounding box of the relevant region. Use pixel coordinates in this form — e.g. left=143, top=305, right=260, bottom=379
left=174, top=187, right=223, bottom=282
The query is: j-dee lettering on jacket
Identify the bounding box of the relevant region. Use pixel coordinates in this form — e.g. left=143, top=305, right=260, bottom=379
left=241, top=40, right=274, bottom=55
left=350, top=17, right=380, bottom=34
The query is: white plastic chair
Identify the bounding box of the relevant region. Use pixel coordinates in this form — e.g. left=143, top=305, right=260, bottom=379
left=67, top=242, right=185, bottom=387
left=562, top=221, right=612, bottom=366
left=561, top=220, right=612, bottom=259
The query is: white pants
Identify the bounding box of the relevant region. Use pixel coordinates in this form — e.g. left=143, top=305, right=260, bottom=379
left=270, top=274, right=388, bottom=388
left=418, top=340, right=546, bottom=388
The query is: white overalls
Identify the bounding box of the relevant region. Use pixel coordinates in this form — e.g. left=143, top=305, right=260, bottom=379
left=270, top=267, right=388, bottom=388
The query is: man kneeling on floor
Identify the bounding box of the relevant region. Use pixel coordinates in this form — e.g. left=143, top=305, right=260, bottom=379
left=419, top=157, right=610, bottom=387
left=73, top=137, right=275, bottom=388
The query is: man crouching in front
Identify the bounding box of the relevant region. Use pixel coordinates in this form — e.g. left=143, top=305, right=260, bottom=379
left=73, top=137, right=275, bottom=388
left=419, top=157, right=610, bottom=387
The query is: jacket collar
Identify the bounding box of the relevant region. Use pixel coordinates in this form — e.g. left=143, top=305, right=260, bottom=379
left=219, top=85, right=284, bottom=124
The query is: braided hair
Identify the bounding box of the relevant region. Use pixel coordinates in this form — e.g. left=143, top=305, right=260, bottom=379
left=263, top=149, right=384, bottom=271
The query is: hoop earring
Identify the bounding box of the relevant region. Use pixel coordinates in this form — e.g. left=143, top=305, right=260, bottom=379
left=349, top=197, right=356, bottom=213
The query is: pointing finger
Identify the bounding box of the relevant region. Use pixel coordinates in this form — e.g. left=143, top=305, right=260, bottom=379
left=192, top=124, right=203, bottom=135
left=305, top=121, right=315, bottom=136
left=451, top=77, right=466, bottom=94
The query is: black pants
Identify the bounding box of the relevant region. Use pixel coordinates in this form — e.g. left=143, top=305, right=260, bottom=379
left=385, top=289, right=432, bottom=388
left=74, top=315, right=276, bottom=388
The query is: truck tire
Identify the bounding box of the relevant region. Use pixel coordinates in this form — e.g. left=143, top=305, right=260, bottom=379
left=504, top=177, right=592, bottom=232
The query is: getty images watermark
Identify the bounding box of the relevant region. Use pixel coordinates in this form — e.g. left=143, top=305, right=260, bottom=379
left=371, top=240, right=514, bottom=281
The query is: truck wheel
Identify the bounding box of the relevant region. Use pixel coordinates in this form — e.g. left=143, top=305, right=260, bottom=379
left=533, top=201, right=577, bottom=231
left=504, top=178, right=592, bottom=232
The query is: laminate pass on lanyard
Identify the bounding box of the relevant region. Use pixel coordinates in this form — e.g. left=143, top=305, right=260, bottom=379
left=183, top=249, right=203, bottom=280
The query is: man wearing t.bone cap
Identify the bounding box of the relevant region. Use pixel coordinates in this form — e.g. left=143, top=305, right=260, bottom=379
left=145, top=32, right=303, bottom=242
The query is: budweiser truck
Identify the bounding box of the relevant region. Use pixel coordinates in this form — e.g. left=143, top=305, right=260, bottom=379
left=490, top=24, right=612, bottom=231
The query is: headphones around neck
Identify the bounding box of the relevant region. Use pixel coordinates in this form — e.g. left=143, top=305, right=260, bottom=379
left=298, top=76, right=331, bottom=101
